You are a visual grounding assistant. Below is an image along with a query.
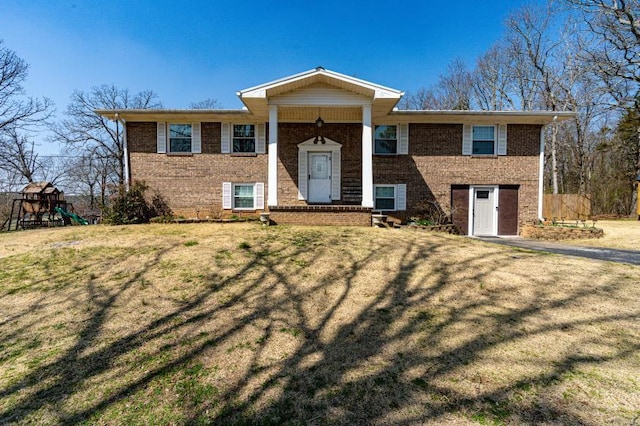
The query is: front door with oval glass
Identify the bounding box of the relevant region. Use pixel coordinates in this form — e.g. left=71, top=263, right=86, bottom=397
left=308, top=152, right=331, bottom=203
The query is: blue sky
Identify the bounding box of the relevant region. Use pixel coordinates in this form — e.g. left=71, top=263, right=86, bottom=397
left=3, top=0, right=540, bottom=153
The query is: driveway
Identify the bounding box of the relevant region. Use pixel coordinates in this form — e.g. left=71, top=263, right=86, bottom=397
left=478, top=237, right=640, bottom=266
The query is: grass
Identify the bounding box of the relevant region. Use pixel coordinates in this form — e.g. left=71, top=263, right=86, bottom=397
left=557, top=219, right=640, bottom=250
left=0, top=223, right=639, bottom=425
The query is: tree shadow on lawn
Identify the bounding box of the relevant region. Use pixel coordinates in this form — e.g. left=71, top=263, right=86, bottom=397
left=0, top=228, right=638, bottom=424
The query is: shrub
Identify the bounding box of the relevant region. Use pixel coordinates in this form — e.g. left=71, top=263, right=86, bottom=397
left=104, top=181, right=172, bottom=225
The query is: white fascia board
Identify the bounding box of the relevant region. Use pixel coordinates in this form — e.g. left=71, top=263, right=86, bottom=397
left=390, top=110, right=576, bottom=123
left=238, top=67, right=403, bottom=99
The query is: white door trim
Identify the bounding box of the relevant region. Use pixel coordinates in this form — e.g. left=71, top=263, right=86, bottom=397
left=297, top=138, right=341, bottom=201
left=469, top=185, right=499, bottom=236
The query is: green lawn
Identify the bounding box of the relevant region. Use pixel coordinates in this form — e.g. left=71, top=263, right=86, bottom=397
left=0, top=223, right=639, bottom=425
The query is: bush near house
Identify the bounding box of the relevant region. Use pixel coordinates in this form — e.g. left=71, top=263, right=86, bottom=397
left=103, top=181, right=172, bottom=225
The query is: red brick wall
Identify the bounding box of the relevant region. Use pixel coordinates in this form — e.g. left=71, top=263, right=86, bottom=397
left=269, top=211, right=371, bottom=226
left=126, top=121, right=542, bottom=227
left=374, top=124, right=541, bottom=228
left=127, top=122, right=267, bottom=218
left=276, top=123, right=362, bottom=205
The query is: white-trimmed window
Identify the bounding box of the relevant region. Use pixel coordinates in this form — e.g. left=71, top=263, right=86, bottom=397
left=169, top=123, right=192, bottom=153
left=373, top=124, right=408, bottom=155
left=472, top=125, right=496, bottom=155
left=463, top=124, right=507, bottom=156
left=374, top=125, right=397, bottom=154
left=233, top=124, right=256, bottom=153
left=222, top=182, right=265, bottom=210
left=233, top=184, right=255, bottom=209
left=373, top=184, right=407, bottom=211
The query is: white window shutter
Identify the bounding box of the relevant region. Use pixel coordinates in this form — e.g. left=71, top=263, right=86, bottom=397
left=298, top=151, right=307, bottom=200
left=331, top=150, right=341, bottom=200
left=192, top=122, right=201, bottom=153
left=157, top=122, right=166, bottom=153
left=221, top=123, right=231, bottom=153
left=497, top=124, right=507, bottom=155
left=255, top=182, right=265, bottom=209
left=396, top=184, right=407, bottom=211
left=398, top=124, right=409, bottom=155
left=462, top=124, right=472, bottom=155
left=222, top=182, right=232, bottom=209
left=256, top=123, right=266, bottom=154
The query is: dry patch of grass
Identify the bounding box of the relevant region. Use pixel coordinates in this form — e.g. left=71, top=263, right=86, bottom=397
left=558, top=219, right=640, bottom=250
left=0, top=223, right=639, bottom=425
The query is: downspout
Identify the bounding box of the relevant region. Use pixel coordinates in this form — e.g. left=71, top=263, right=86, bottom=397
left=538, top=116, right=556, bottom=220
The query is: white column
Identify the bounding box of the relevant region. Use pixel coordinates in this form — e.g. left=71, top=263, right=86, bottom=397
left=268, top=105, right=278, bottom=206
left=361, top=104, right=374, bottom=208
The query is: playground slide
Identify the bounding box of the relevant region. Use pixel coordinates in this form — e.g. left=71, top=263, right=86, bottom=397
left=54, top=207, right=89, bottom=225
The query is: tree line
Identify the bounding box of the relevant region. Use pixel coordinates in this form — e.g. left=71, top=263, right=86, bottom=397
left=400, top=0, right=639, bottom=216
left=1, top=0, right=639, bottom=221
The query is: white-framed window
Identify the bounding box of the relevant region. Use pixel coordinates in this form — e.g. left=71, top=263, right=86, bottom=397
left=374, top=125, right=398, bottom=154
left=373, top=184, right=407, bottom=211
left=233, top=184, right=255, bottom=209
left=169, top=123, right=192, bottom=153
left=472, top=125, right=496, bottom=155
left=233, top=124, right=256, bottom=153
left=375, top=185, right=396, bottom=210
left=222, top=182, right=265, bottom=210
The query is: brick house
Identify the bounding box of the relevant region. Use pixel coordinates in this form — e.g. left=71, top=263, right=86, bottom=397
left=97, top=67, right=573, bottom=235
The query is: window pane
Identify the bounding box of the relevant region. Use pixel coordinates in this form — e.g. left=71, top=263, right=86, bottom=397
left=473, top=141, right=495, bottom=155
left=375, top=186, right=395, bottom=198
left=234, top=185, right=254, bottom=208
left=472, top=126, right=494, bottom=141
left=233, top=139, right=256, bottom=153
left=233, top=124, right=255, bottom=138
left=375, top=198, right=395, bottom=210
left=234, top=185, right=253, bottom=197
left=374, top=125, right=397, bottom=140
left=170, top=138, right=191, bottom=153
left=375, top=139, right=397, bottom=154
left=234, top=197, right=254, bottom=208
left=170, top=124, right=191, bottom=138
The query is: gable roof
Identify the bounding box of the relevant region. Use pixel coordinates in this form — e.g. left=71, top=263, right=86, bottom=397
left=237, top=67, right=404, bottom=118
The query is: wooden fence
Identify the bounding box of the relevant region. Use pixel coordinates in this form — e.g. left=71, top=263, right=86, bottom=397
left=543, top=194, right=591, bottom=220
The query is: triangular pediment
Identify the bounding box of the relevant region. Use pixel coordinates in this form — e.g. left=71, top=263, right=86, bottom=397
left=298, top=137, right=342, bottom=149
left=237, top=67, right=404, bottom=119
left=239, top=67, right=402, bottom=100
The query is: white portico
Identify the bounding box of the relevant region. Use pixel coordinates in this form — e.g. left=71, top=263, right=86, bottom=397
left=237, top=67, right=404, bottom=208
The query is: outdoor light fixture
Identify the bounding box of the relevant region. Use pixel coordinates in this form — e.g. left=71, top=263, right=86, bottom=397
left=314, top=116, right=326, bottom=144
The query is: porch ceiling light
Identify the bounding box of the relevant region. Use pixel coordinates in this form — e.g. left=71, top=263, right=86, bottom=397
left=314, top=116, right=326, bottom=144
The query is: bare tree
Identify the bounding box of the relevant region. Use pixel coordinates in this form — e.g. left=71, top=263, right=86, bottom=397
left=0, top=40, right=53, bottom=133
left=190, top=98, right=222, bottom=109
left=505, top=3, right=568, bottom=193
left=0, top=127, right=41, bottom=183
left=566, top=0, right=640, bottom=106
left=52, top=85, right=161, bottom=188
left=401, top=59, right=474, bottom=110
left=472, top=42, right=518, bottom=110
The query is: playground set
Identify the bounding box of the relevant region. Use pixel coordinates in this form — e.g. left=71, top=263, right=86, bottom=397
left=3, top=182, right=88, bottom=231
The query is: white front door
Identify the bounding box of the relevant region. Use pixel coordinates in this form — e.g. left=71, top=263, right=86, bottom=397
left=308, top=152, right=332, bottom=203
left=473, top=187, right=497, bottom=236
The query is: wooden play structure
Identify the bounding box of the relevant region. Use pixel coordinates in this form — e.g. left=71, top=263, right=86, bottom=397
left=3, top=182, right=88, bottom=231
